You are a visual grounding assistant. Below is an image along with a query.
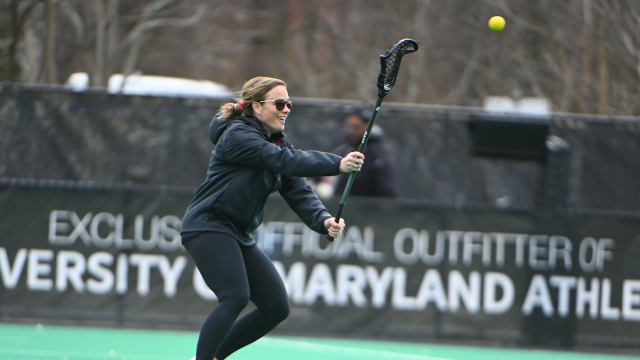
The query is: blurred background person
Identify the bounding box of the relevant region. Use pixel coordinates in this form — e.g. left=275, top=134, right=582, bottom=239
left=319, top=108, right=399, bottom=198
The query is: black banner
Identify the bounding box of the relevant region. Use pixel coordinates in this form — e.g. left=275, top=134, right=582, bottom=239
left=1, top=179, right=640, bottom=347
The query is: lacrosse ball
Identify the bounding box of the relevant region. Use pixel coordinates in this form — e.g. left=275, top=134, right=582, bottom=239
left=488, top=16, right=505, bottom=32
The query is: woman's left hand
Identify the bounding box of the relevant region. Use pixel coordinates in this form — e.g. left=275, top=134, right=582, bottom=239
left=324, top=217, right=345, bottom=238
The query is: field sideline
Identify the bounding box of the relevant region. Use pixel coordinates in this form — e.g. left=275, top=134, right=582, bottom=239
left=1, top=323, right=639, bottom=360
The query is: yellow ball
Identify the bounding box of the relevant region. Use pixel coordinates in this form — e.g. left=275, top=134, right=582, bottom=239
left=488, top=16, right=505, bottom=32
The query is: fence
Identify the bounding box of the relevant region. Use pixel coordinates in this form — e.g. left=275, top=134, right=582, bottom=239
left=2, top=84, right=640, bottom=212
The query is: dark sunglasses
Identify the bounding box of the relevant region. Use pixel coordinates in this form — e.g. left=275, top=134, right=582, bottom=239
left=259, top=99, right=293, bottom=111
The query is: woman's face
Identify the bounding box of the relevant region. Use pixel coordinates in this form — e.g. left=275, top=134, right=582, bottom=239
left=254, top=85, right=290, bottom=136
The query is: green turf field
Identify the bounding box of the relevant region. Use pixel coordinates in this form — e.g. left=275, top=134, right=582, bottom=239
left=0, top=323, right=639, bottom=360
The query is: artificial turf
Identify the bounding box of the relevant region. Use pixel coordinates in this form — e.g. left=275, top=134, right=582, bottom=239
left=0, top=323, right=638, bottom=360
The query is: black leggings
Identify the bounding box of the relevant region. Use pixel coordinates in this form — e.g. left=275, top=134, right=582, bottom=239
left=184, top=232, right=290, bottom=360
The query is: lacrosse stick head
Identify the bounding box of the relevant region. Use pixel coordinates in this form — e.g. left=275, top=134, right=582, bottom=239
left=377, top=39, right=419, bottom=94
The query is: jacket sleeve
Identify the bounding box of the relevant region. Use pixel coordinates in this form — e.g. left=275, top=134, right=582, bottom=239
left=279, top=175, right=332, bottom=234
left=221, top=124, right=342, bottom=177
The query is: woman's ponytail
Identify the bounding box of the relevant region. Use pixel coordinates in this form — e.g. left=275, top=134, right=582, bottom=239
left=218, top=102, right=245, bottom=119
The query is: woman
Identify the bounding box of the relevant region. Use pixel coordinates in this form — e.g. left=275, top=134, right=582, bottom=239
left=180, top=76, right=364, bottom=360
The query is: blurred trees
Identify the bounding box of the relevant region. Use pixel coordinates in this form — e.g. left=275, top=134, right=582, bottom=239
left=2, top=0, right=640, bottom=115
left=0, top=0, right=205, bottom=86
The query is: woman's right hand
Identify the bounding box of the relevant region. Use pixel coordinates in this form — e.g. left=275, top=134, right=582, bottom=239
left=339, top=151, right=365, bottom=173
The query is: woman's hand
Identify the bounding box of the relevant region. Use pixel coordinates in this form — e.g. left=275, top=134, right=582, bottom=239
left=324, top=217, right=345, bottom=238
left=339, top=151, right=365, bottom=173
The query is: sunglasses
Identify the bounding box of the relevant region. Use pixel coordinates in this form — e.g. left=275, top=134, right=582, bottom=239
left=259, top=99, right=293, bottom=111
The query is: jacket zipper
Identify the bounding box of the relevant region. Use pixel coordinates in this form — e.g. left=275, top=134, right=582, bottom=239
left=247, top=133, right=282, bottom=232
left=247, top=171, right=279, bottom=233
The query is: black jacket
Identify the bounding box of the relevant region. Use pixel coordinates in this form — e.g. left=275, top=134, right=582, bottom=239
left=181, top=115, right=342, bottom=246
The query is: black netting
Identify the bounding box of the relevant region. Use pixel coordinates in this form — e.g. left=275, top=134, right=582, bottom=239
left=3, top=84, right=640, bottom=213
left=378, top=39, right=419, bottom=92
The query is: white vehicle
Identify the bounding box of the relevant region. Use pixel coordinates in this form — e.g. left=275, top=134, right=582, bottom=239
left=65, top=72, right=233, bottom=99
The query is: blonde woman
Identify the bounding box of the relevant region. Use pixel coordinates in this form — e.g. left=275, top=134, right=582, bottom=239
left=181, top=76, right=364, bottom=360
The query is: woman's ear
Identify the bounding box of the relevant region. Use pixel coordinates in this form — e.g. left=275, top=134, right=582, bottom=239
left=253, top=102, right=261, bottom=116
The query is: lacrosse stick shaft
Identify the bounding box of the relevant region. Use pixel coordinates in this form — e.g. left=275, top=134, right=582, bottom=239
left=326, top=95, right=384, bottom=241
left=325, top=38, right=418, bottom=242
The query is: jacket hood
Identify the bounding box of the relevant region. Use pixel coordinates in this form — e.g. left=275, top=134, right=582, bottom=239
left=209, top=115, right=261, bottom=145
left=209, top=114, right=285, bottom=145
left=209, top=113, right=230, bottom=145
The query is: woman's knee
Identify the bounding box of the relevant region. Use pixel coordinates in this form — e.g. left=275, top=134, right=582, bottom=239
left=218, top=290, right=250, bottom=312
left=269, top=297, right=290, bottom=323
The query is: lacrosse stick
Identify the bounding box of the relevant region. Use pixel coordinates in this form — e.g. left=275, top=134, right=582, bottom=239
left=327, top=38, right=419, bottom=241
